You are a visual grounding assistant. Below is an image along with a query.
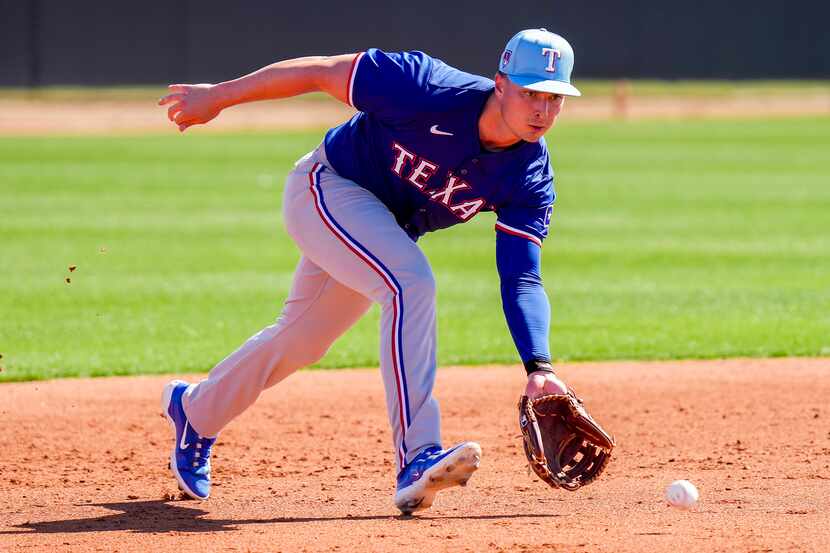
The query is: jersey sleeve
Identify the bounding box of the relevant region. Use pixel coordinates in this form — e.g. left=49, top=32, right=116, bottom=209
left=496, top=230, right=551, bottom=363
left=348, top=49, right=434, bottom=122
left=494, top=149, right=556, bottom=247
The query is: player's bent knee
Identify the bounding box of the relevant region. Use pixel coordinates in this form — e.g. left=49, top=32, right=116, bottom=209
left=291, top=345, right=330, bottom=369
left=403, top=269, right=436, bottom=300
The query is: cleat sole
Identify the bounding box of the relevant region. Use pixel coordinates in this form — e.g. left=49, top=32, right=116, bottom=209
left=394, top=442, right=481, bottom=515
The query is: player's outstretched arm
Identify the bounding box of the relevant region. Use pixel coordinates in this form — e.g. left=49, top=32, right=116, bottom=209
left=157, top=53, right=358, bottom=132
left=495, top=232, right=567, bottom=398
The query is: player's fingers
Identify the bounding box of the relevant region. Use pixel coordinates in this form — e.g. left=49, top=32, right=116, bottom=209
left=176, top=116, right=191, bottom=132
left=176, top=112, right=199, bottom=127
left=174, top=109, right=199, bottom=124
left=168, top=84, right=186, bottom=93
left=158, top=93, right=184, bottom=106
left=179, top=120, right=201, bottom=133
left=167, top=102, right=184, bottom=122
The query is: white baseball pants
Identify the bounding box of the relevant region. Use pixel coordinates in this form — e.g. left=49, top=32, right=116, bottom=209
left=182, top=145, right=442, bottom=470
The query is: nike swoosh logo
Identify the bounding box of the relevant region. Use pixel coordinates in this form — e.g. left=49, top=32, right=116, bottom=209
left=180, top=421, right=191, bottom=450
left=430, top=125, right=454, bottom=136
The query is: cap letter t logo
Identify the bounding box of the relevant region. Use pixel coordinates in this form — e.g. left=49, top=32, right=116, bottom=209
left=541, top=48, right=561, bottom=73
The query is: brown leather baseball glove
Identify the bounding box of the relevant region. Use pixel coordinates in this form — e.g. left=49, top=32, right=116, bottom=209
left=518, top=391, right=615, bottom=490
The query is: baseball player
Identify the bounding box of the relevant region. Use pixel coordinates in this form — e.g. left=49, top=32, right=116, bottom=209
left=158, top=28, right=580, bottom=515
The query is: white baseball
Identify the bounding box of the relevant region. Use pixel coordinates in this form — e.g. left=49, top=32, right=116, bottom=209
left=665, top=479, right=699, bottom=509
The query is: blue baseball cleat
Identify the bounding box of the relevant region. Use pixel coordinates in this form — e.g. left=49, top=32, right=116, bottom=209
left=394, top=441, right=482, bottom=515
left=161, top=380, right=216, bottom=500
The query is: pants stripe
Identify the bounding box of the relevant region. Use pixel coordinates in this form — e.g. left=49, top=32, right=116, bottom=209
left=307, top=163, right=412, bottom=467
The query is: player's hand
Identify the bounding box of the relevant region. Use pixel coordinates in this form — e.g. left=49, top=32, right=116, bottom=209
left=158, top=84, right=223, bottom=132
left=525, top=370, right=568, bottom=400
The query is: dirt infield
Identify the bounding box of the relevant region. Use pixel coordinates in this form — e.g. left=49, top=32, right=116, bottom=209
left=1, top=358, right=828, bottom=552
left=2, top=92, right=829, bottom=135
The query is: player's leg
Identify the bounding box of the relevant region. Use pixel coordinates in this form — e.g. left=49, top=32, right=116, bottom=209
left=283, top=154, right=481, bottom=513
left=283, top=158, right=444, bottom=470
left=183, top=256, right=372, bottom=435
left=162, top=255, right=371, bottom=499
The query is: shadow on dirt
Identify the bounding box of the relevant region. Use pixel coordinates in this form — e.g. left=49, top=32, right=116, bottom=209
left=1, top=500, right=557, bottom=534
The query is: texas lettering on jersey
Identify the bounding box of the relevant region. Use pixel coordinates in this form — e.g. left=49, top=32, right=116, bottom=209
left=324, top=49, right=555, bottom=243
left=390, top=142, right=484, bottom=221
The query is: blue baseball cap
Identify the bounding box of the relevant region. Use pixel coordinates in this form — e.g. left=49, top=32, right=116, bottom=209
left=499, top=28, right=581, bottom=97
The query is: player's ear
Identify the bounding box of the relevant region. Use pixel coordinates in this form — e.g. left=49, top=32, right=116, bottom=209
left=494, top=72, right=506, bottom=98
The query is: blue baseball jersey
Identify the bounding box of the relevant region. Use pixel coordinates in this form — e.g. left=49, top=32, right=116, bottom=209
left=323, top=49, right=556, bottom=366
left=324, top=49, right=556, bottom=246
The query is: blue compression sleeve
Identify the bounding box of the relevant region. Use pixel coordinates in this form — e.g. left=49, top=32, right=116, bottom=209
left=495, top=231, right=551, bottom=363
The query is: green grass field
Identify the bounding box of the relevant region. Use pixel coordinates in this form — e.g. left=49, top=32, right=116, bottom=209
left=2, top=117, right=829, bottom=382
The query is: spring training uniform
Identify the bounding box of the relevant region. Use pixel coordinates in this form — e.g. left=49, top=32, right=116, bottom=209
left=181, top=48, right=555, bottom=470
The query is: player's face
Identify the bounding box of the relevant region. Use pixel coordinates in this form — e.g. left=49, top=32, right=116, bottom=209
left=496, top=75, right=565, bottom=142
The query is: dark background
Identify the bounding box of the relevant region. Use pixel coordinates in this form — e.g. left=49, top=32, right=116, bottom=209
left=2, top=0, right=828, bottom=86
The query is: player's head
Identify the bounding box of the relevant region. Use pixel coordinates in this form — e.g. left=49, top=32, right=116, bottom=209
left=493, top=29, right=580, bottom=142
